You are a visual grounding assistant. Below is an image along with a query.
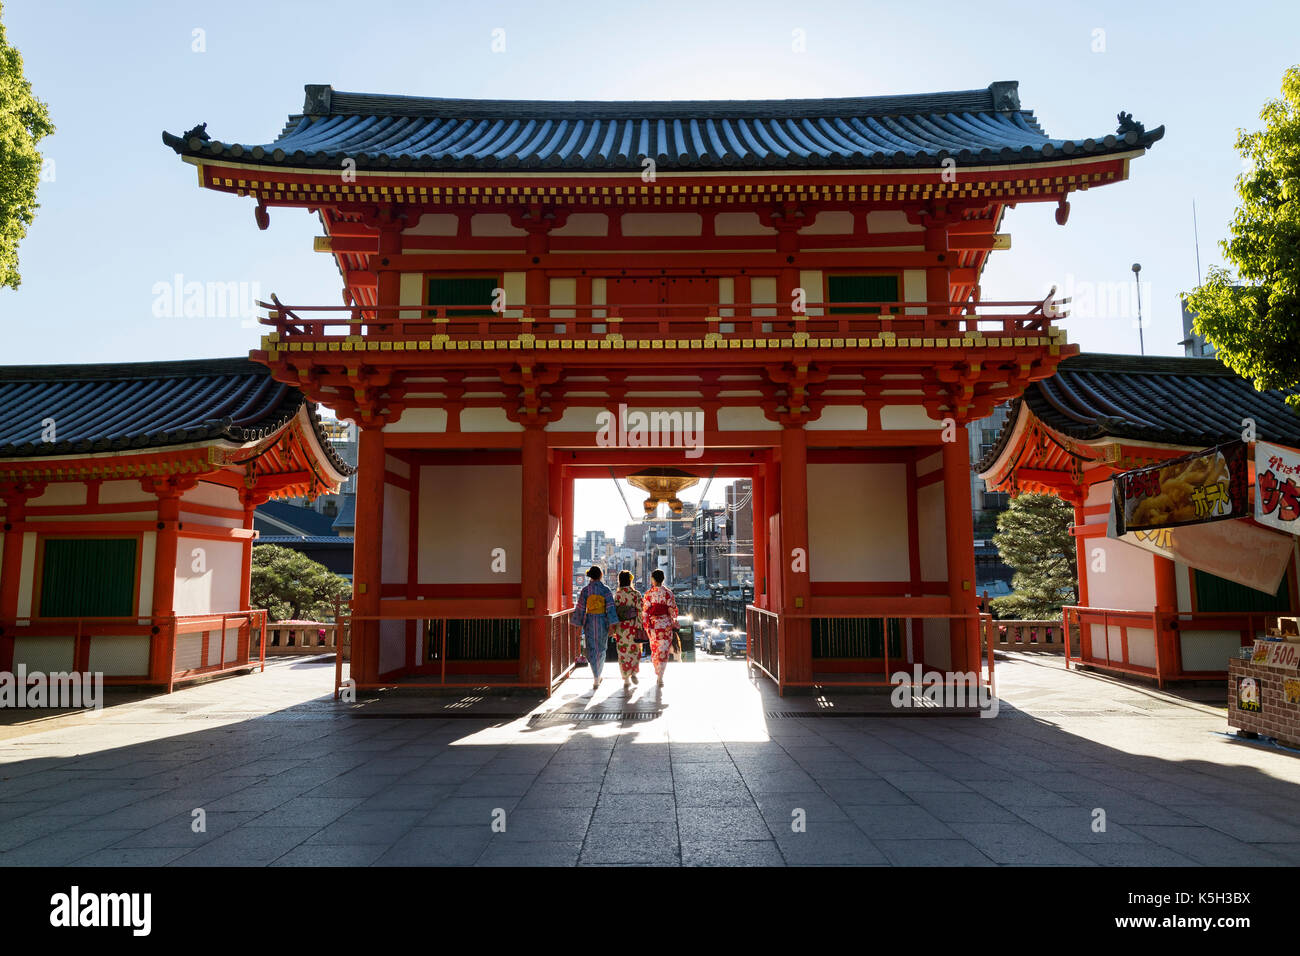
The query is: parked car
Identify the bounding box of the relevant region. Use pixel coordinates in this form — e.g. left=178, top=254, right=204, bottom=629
left=725, top=630, right=748, bottom=659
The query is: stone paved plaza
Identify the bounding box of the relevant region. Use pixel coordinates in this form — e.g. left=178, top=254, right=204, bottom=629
left=2, top=653, right=1299, bottom=866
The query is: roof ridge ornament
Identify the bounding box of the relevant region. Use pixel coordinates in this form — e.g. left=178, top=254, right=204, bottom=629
left=1116, top=111, right=1145, bottom=137
left=304, top=85, right=333, bottom=117
left=988, top=81, right=1020, bottom=112
left=181, top=122, right=209, bottom=142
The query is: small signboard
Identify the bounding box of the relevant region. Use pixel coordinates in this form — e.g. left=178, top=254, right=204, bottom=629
left=1255, top=441, right=1300, bottom=536
left=1251, top=640, right=1300, bottom=670
left=1285, top=678, right=1300, bottom=706
left=1238, top=676, right=1261, bottom=712
left=1113, top=441, right=1248, bottom=534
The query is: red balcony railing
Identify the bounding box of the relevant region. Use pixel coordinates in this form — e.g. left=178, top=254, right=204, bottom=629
left=257, top=294, right=1069, bottom=348
left=0, top=610, right=267, bottom=693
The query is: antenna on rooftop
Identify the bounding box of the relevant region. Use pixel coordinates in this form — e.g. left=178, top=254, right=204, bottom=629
left=1192, top=199, right=1203, bottom=287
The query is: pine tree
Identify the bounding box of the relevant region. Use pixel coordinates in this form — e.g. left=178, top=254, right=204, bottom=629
left=989, top=493, right=1078, bottom=620
left=250, top=545, right=353, bottom=621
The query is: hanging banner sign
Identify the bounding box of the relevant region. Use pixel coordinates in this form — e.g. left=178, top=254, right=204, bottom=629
left=1107, top=494, right=1292, bottom=595
left=1113, top=441, right=1248, bottom=535
left=1255, top=441, right=1300, bottom=536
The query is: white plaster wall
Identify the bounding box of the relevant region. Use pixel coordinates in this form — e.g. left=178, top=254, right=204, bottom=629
left=379, top=619, right=406, bottom=674
left=1175, top=562, right=1193, bottom=613
left=139, top=531, right=156, bottom=612
left=88, top=635, right=151, bottom=676
left=807, top=407, right=868, bottom=431
left=418, top=465, right=522, bottom=584
left=714, top=212, right=773, bottom=236
left=808, top=463, right=907, bottom=581
left=751, top=277, right=777, bottom=317
left=1087, top=540, right=1157, bottom=611
left=382, top=486, right=410, bottom=585
left=400, top=273, right=423, bottom=319
left=461, top=408, right=522, bottom=433
left=1110, top=626, right=1156, bottom=669
left=1181, top=630, right=1255, bottom=670
left=867, top=211, right=923, bottom=233
left=183, top=482, right=242, bottom=511
left=550, top=277, right=577, bottom=320
left=799, top=270, right=824, bottom=317
left=1085, top=481, right=1112, bottom=508
left=14, top=636, right=74, bottom=671
left=16, top=532, right=36, bottom=617
left=917, top=483, right=947, bottom=582
left=386, top=455, right=410, bottom=478
left=621, top=213, right=702, bottom=236
left=552, top=213, right=608, bottom=237
left=29, top=485, right=86, bottom=507
left=503, top=272, right=526, bottom=318
left=881, top=406, right=941, bottom=430
left=409, top=214, right=458, bottom=236
left=173, top=537, right=243, bottom=615
left=717, top=407, right=779, bottom=431
left=903, top=269, right=926, bottom=314
left=100, top=481, right=153, bottom=504
left=923, top=620, right=952, bottom=670
left=803, top=211, right=854, bottom=235
left=916, top=452, right=943, bottom=476
left=470, top=214, right=525, bottom=237
left=385, top=408, right=448, bottom=433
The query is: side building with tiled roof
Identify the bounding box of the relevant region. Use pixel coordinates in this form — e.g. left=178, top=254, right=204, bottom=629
left=977, top=352, right=1300, bottom=685
left=0, top=357, right=353, bottom=690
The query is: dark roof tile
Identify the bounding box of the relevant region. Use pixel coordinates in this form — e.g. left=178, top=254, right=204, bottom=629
left=976, top=353, right=1300, bottom=472
left=164, top=82, right=1164, bottom=173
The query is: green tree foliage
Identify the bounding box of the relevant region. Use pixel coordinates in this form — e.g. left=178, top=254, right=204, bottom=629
left=989, top=493, right=1078, bottom=620
left=1184, top=66, right=1300, bottom=407
left=0, top=4, right=54, bottom=289
left=250, top=545, right=352, bottom=622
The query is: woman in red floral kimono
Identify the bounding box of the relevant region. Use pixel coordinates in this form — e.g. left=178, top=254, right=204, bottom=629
left=611, top=570, right=643, bottom=692
left=641, top=569, right=679, bottom=688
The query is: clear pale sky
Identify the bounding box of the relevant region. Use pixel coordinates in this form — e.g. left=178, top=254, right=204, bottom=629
left=4, top=0, right=1297, bottom=538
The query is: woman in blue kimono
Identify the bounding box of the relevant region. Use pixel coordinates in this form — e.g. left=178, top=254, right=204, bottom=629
left=572, top=565, right=619, bottom=690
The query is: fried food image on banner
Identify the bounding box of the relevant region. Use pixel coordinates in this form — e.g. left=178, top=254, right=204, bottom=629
left=1128, top=452, right=1229, bottom=527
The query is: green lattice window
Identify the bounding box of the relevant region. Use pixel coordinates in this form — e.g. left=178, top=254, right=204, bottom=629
left=827, top=274, right=900, bottom=315
left=426, top=277, right=499, bottom=318
left=1194, top=569, right=1291, bottom=613
left=39, top=538, right=137, bottom=618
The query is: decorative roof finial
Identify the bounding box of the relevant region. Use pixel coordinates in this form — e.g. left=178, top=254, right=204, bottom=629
left=181, top=122, right=209, bottom=142
left=1116, top=112, right=1145, bottom=137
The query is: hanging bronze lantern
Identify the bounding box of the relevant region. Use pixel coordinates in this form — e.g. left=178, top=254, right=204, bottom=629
left=626, top=467, right=699, bottom=517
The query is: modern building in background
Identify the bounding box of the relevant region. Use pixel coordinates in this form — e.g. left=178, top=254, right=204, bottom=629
left=253, top=417, right=357, bottom=575
left=969, top=404, right=1014, bottom=598
left=1179, top=297, right=1216, bottom=358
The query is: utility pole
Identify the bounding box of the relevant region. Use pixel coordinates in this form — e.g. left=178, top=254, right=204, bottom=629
left=1132, top=262, right=1145, bottom=356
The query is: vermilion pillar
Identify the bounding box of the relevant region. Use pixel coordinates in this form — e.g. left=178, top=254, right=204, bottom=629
left=751, top=469, right=767, bottom=610
left=352, top=426, right=386, bottom=684
left=560, top=470, right=575, bottom=609
left=779, top=424, right=812, bottom=687
left=149, top=482, right=184, bottom=684
left=1154, top=552, right=1180, bottom=676
left=520, top=425, right=550, bottom=685
left=942, top=429, right=978, bottom=673
left=0, top=484, right=37, bottom=673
